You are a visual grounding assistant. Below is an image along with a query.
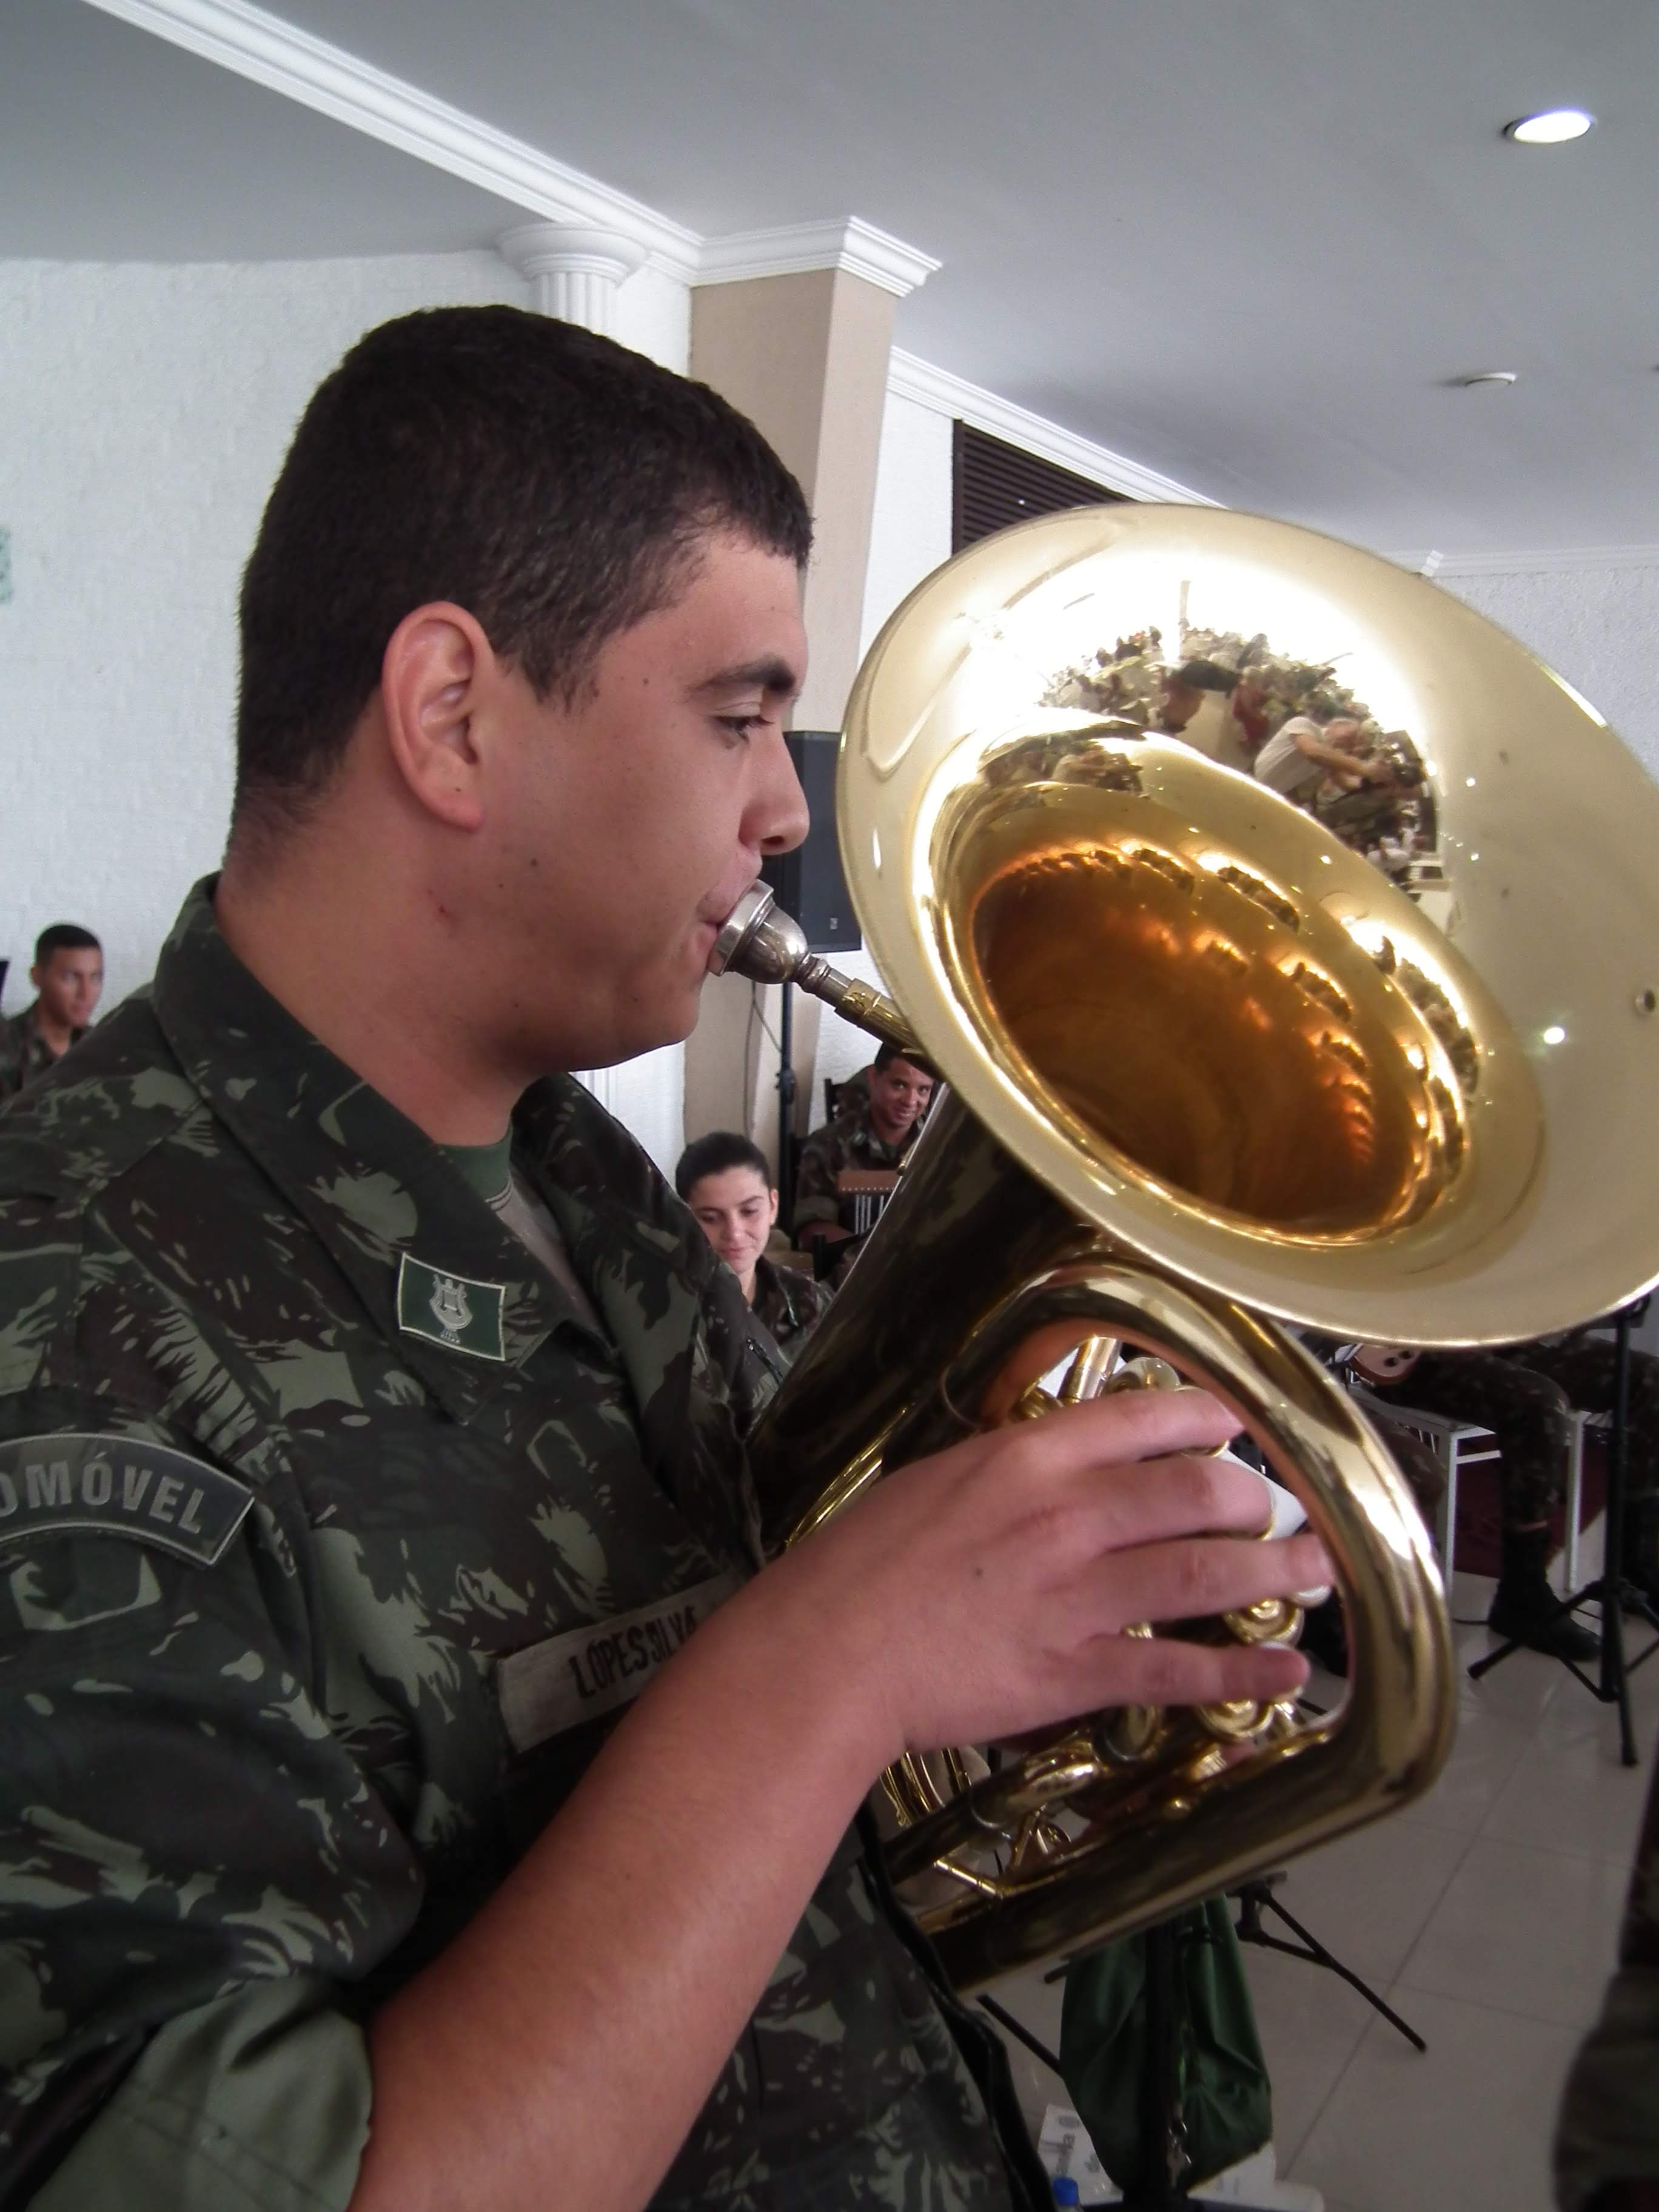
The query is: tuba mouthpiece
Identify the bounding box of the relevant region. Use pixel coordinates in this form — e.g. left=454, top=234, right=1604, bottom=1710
left=710, top=885, right=930, bottom=1064
left=708, top=884, right=806, bottom=987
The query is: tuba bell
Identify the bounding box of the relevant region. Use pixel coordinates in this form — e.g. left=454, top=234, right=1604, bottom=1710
left=711, top=505, right=1659, bottom=1994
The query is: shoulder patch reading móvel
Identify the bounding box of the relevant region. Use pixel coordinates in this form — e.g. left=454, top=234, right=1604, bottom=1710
left=0, top=1434, right=255, bottom=1566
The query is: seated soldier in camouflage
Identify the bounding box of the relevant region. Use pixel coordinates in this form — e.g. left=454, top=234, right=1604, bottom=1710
left=1510, top=1321, right=1659, bottom=1614
left=793, top=1039, right=934, bottom=1248
left=0, top=923, right=103, bottom=1102
left=1341, top=1342, right=1598, bottom=1660
left=0, top=307, right=1327, bottom=2212
left=675, top=1130, right=832, bottom=1365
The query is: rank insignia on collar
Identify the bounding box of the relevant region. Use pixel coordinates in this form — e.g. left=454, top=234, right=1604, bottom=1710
left=396, top=1253, right=508, bottom=1361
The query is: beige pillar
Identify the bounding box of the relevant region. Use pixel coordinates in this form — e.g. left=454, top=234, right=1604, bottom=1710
left=685, top=239, right=931, bottom=1176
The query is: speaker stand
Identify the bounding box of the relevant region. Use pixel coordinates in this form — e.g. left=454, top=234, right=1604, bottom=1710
left=774, top=978, right=799, bottom=1224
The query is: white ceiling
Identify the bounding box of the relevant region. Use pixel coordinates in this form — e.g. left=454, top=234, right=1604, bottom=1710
left=8, top=0, right=1658, bottom=552
left=2, top=0, right=531, bottom=260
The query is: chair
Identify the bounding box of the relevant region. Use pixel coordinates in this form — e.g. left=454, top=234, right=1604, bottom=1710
left=1347, top=1383, right=1590, bottom=1589
left=834, top=1166, right=899, bottom=1237
left=1347, top=1384, right=1496, bottom=1583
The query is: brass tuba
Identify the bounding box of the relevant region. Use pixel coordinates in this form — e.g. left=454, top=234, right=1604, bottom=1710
left=711, top=506, right=1659, bottom=1993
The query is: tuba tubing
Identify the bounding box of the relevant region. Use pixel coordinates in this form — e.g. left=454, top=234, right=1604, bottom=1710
left=740, top=1082, right=1453, bottom=1991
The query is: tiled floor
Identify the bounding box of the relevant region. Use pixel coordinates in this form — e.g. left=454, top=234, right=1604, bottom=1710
left=985, top=1523, right=1659, bottom=2211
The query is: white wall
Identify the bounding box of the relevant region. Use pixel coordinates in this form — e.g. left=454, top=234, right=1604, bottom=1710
left=785, top=388, right=955, bottom=1116
left=858, top=390, right=953, bottom=660
left=1438, top=562, right=1659, bottom=780
left=1, top=249, right=691, bottom=1172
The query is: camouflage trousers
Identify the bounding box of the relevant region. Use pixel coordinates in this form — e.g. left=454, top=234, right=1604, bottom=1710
left=1514, top=1338, right=1659, bottom=1501
left=1367, top=1350, right=1574, bottom=1529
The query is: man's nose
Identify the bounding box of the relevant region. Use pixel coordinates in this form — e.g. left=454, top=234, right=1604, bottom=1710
left=752, top=728, right=810, bottom=859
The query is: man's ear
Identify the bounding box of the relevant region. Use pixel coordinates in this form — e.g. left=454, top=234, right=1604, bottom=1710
left=766, top=1188, right=780, bottom=1228
left=379, top=603, right=496, bottom=831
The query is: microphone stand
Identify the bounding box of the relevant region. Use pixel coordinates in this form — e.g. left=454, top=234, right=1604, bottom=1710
left=774, top=976, right=798, bottom=1224
left=1469, top=1301, right=1659, bottom=1766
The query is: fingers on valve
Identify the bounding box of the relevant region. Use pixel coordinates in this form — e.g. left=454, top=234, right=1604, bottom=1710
left=1105, top=1530, right=1331, bottom=1628
left=1109, top=1631, right=1308, bottom=1711
left=1070, top=1449, right=1279, bottom=1550
left=1008, top=1386, right=1241, bottom=1481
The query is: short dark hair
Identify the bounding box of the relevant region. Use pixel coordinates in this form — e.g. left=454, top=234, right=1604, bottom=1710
left=35, top=924, right=100, bottom=965
left=674, top=1131, right=774, bottom=1200
left=1175, top=659, right=1238, bottom=694
left=233, top=306, right=813, bottom=847
left=873, top=1041, right=933, bottom=1077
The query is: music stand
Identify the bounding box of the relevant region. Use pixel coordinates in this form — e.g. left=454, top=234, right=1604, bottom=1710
left=1467, top=1301, right=1659, bottom=1767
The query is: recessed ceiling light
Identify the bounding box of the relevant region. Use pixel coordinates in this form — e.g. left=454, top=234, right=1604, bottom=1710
left=1504, top=109, right=1595, bottom=144
left=1456, top=370, right=1518, bottom=389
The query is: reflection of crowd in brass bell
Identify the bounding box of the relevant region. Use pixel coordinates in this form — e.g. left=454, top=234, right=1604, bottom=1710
left=1047, top=625, right=1439, bottom=891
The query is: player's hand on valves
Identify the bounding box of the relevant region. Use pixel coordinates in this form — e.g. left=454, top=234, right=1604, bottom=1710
left=776, top=1386, right=1327, bottom=1766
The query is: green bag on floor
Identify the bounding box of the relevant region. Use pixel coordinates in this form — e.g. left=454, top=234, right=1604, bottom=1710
left=1059, top=1899, right=1272, bottom=2194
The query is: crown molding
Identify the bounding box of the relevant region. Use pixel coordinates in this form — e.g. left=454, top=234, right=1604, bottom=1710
left=1436, top=544, right=1659, bottom=577
left=1388, top=543, right=1659, bottom=577
left=695, top=218, right=940, bottom=298
left=888, top=349, right=1216, bottom=507
left=82, top=1, right=943, bottom=298
left=81, top=0, right=705, bottom=280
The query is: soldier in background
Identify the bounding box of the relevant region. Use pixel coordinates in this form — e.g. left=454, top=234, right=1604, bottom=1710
left=794, top=1039, right=934, bottom=1247
left=1514, top=1321, right=1659, bottom=1612
left=0, top=923, right=103, bottom=1101
left=1339, top=1342, right=1598, bottom=1660
left=675, top=1129, right=833, bottom=1364
left=0, top=306, right=1325, bottom=2212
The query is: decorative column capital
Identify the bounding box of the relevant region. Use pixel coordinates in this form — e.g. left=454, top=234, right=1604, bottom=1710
left=498, top=221, right=649, bottom=333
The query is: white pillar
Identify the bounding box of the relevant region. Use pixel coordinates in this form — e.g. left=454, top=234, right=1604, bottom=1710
left=498, top=222, right=648, bottom=336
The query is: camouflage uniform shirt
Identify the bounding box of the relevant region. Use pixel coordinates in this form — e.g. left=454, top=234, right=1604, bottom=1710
left=792, top=1107, right=917, bottom=1236
left=0, top=1008, right=85, bottom=1106
left=0, top=881, right=1040, bottom=2212
left=1555, top=1745, right=1659, bottom=2208
left=748, top=1256, right=833, bottom=1364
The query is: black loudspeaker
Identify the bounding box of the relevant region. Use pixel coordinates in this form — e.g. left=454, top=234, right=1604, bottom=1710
left=759, top=730, right=862, bottom=956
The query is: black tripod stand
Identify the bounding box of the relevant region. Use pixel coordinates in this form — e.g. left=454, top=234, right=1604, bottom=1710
left=1232, top=1875, right=1423, bottom=2052
left=773, top=977, right=799, bottom=1224
left=1468, top=1301, right=1659, bottom=1766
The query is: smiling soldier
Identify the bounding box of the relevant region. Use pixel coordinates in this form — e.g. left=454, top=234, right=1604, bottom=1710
left=0, top=306, right=1324, bottom=2212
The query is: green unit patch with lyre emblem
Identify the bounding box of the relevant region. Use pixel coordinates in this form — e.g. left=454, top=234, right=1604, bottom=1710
left=395, top=1252, right=508, bottom=1361
left=0, top=1435, right=255, bottom=1566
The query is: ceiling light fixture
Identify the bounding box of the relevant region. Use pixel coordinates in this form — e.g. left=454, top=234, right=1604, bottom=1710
left=1504, top=109, right=1595, bottom=144
left=1456, top=370, right=1518, bottom=389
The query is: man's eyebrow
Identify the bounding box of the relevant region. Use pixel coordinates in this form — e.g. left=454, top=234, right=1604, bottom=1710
left=696, top=655, right=802, bottom=698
